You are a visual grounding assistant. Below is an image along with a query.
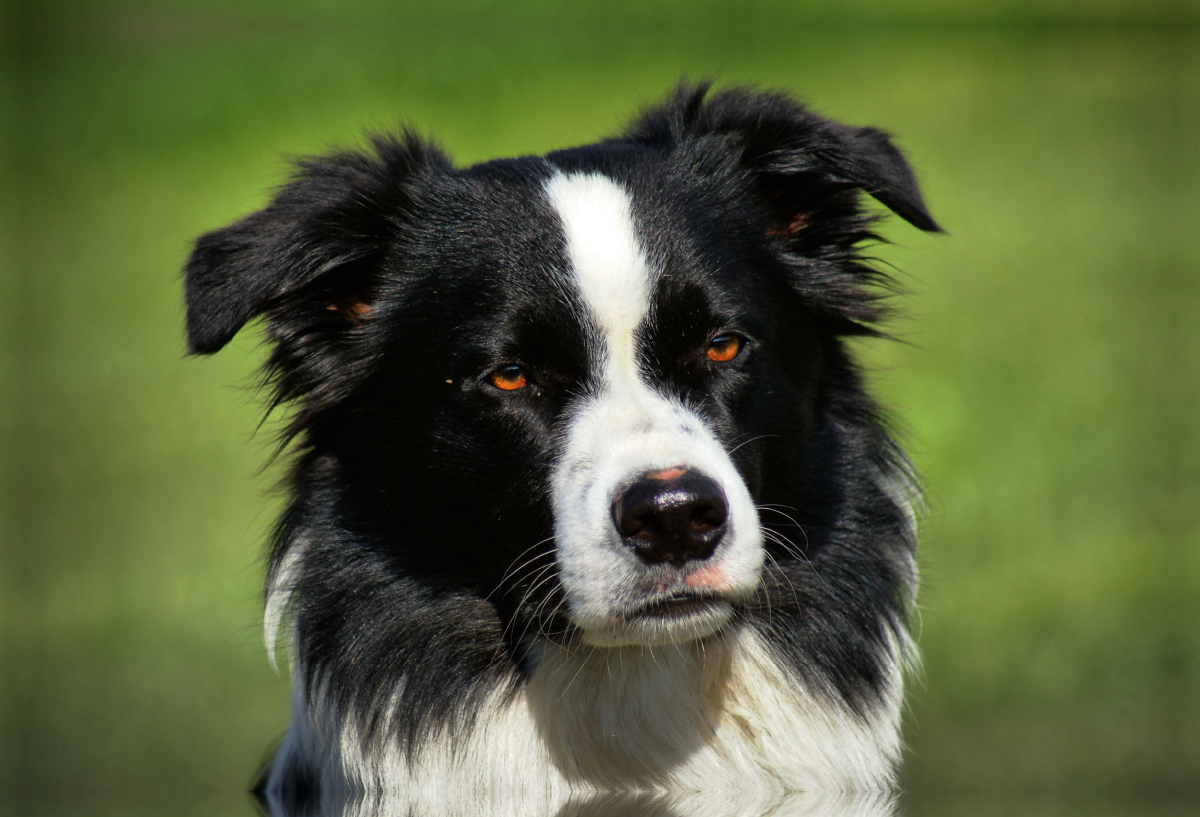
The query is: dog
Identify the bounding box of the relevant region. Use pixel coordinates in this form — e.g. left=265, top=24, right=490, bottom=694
left=184, top=82, right=938, bottom=809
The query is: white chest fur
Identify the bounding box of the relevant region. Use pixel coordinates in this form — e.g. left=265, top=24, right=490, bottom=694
left=268, top=626, right=903, bottom=814
left=525, top=627, right=901, bottom=792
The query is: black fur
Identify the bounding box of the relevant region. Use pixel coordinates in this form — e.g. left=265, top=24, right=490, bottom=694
left=186, top=82, right=937, bottom=785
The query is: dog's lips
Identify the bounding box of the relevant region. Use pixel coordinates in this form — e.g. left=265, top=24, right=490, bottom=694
left=621, top=592, right=727, bottom=622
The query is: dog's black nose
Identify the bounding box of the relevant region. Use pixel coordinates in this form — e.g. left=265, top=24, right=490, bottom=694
left=612, top=468, right=728, bottom=566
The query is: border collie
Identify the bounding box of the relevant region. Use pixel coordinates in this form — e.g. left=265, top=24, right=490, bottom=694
left=184, top=83, right=938, bottom=808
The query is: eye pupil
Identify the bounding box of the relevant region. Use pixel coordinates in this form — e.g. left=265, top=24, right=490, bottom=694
left=706, top=335, right=741, bottom=363
left=488, top=364, right=528, bottom=391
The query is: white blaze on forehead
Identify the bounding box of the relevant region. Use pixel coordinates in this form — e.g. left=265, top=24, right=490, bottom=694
left=543, top=172, right=653, bottom=368
left=543, top=169, right=764, bottom=647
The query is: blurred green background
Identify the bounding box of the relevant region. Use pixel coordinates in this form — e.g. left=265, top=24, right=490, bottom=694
left=4, top=0, right=1197, bottom=814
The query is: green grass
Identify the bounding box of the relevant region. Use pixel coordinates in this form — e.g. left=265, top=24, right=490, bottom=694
left=5, top=0, right=1197, bottom=805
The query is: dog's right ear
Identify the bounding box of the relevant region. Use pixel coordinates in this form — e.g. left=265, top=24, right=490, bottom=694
left=184, top=132, right=445, bottom=355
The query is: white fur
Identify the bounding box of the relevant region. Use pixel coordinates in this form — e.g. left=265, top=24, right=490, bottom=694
left=265, top=670, right=569, bottom=815
left=263, top=626, right=903, bottom=815
left=543, top=171, right=764, bottom=646
left=264, top=534, right=308, bottom=671
left=542, top=172, right=651, bottom=354
left=526, top=627, right=902, bottom=791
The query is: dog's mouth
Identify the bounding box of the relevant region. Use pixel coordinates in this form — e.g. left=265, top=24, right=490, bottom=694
left=575, top=590, right=735, bottom=647
left=622, top=592, right=725, bottom=622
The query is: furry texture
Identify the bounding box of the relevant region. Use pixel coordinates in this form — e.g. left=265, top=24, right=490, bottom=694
left=183, top=82, right=938, bottom=810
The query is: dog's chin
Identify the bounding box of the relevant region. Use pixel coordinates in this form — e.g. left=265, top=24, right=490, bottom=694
left=577, top=596, right=735, bottom=647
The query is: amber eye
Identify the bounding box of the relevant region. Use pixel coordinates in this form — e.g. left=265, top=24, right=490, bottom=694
left=706, top=334, right=742, bottom=363
left=487, top=364, right=529, bottom=391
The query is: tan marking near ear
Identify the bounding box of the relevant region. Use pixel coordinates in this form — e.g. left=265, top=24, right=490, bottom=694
left=766, top=213, right=809, bottom=238
left=326, top=299, right=373, bottom=325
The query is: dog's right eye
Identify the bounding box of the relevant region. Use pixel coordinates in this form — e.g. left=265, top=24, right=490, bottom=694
left=487, top=364, right=529, bottom=391
left=706, top=334, right=743, bottom=363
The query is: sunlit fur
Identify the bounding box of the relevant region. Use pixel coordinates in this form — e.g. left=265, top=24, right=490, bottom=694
left=265, top=626, right=906, bottom=814
left=183, top=82, right=939, bottom=809
left=546, top=172, right=765, bottom=647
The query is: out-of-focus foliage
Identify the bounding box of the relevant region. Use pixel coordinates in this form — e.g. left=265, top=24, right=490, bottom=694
left=3, top=0, right=1196, bottom=811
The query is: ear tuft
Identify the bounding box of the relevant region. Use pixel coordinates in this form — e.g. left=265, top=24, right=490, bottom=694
left=184, top=210, right=286, bottom=354
left=182, top=130, right=442, bottom=356
left=829, top=126, right=941, bottom=233
left=623, top=82, right=939, bottom=332
left=623, top=82, right=940, bottom=233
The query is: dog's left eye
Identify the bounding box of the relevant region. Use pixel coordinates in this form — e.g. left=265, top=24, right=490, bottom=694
left=487, top=364, right=529, bottom=391
left=706, top=334, right=743, bottom=363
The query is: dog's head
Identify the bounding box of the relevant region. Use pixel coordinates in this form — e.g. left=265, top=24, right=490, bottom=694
left=185, top=84, right=937, bottom=654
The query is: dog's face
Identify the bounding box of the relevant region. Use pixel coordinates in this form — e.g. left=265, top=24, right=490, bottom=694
left=309, top=156, right=788, bottom=648
left=185, top=86, right=938, bottom=655
left=522, top=167, right=774, bottom=647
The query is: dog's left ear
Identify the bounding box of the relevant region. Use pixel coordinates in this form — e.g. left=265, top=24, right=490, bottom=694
left=623, top=82, right=941, bottom=235
left=184, top=133, right=449, bottom=425
left=184, top=132, right=444, bottom=356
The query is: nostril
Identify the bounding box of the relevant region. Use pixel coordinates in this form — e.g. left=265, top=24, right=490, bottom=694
left=617, top=508, right=659, bottom=540
left=690, top=499, right=727, bottom=531
left=612, top=469, right=729, bottom=566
